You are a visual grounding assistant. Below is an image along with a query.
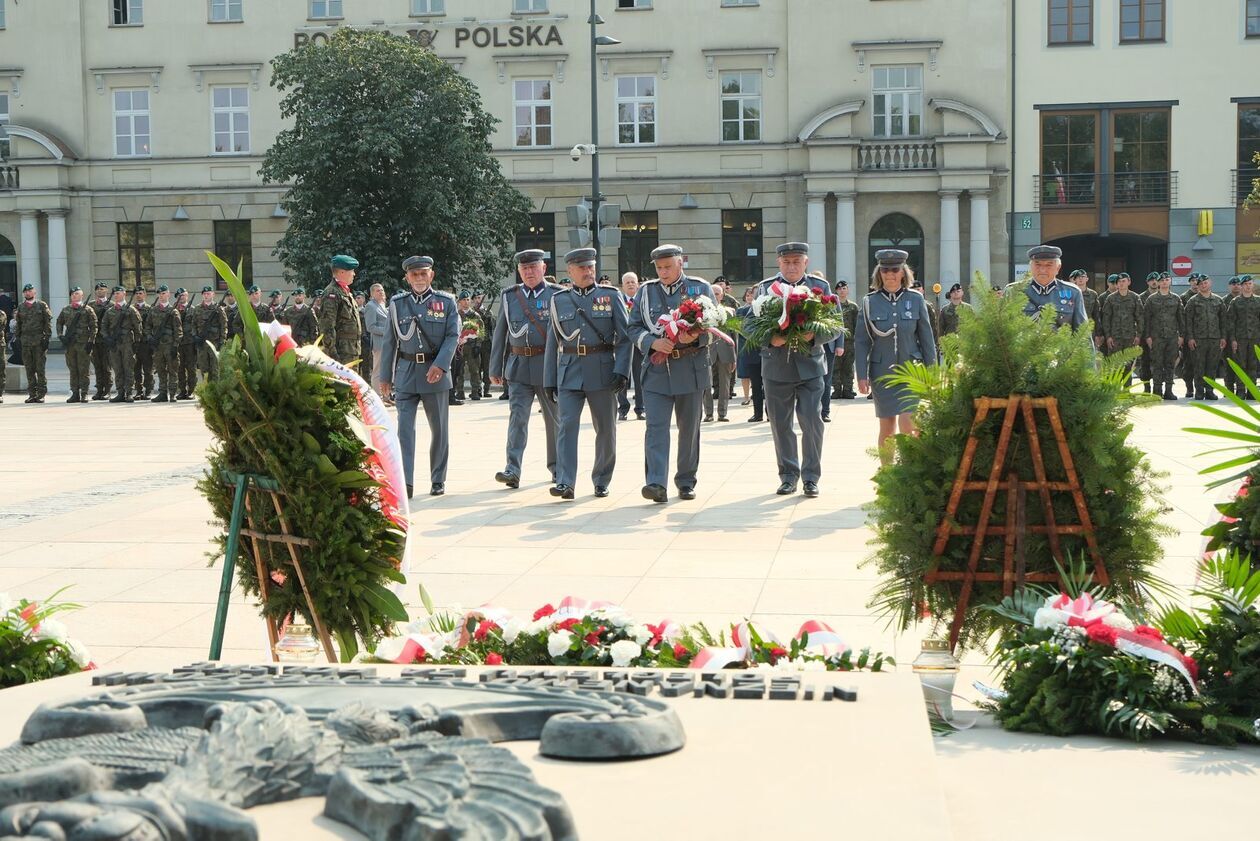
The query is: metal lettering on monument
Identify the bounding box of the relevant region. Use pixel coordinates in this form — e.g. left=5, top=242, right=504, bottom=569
left=0, top=665, right=855, bottom=839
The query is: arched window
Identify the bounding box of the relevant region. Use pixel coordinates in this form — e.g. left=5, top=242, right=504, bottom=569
left=868, top=213, right=924, bottom=282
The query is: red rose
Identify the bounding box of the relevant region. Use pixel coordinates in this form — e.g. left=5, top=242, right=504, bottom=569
left=484, top=652, right=503, bottom=666
left=673, top=643, right=688, bottom=659
left=474, top=621, right=499, bottom=642
left=533, top=604, right=556, bottom=621
left=1086, top=624, right=1118, bottom=647
left=555, top=618, right=580, bottom=632
left=584, top=632, right=601, bottom=646
left=1134, top=625, right=1163, bottom=641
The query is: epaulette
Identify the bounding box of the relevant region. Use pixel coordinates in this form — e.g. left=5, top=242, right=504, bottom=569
left=432, top=289, right=457, bottom=300
left=640, top=279, right=661, bottom=287
left=390, top=290, right=410, bottom=301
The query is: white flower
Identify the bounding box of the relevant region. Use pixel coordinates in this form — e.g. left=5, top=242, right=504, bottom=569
left=631, top=625, right=654, bottom=646
left=751, top=295, right=774, bottom=317
left=547, top=630, right=574, bottom=659
left=502, top=618, right=524, bottom=645
left=35, top=619, right=68, bottom=642
left=609, top=640, right=642, bottom=667
left=1102, top=612, right=1135, bottom=632
left=1033, top=607, right=1062, bottom=630
left=800, top=659, right=827, bottom=672
left=65, top=639, right=92, bottom=669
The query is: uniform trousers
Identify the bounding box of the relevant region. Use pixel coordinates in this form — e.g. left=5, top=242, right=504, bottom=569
left=178, top=343, right=198, bottom=394
left=643, top=389, right=703, bottom=489
left=396, top=390, right=449, bottom=486
left=1236, top=338, right=1260, bottom=383
left=66, top=345, right=92, bottom=395
left=133, top=344, right=154, bottom=395
left=197, top=343, right=219, bottom=380
left=110, top=344, right=135, bottom=397
left=834, top=346, right=856, bottom=395
left=821, top=353, right=834, bottom=416
left=1191, top=341, right=1223, bottom=394
left=21, top=342, right=47, bottom=398
left=1150, top=338, right=1179, bottom=387
left=504, top=381, right=558, bottom=479
left=91, top=341, right=112, bottom=396
left=555, top=388, right=617, bottom=489
left=764, top=375, right=826, bottom=483
left=704, top=360, right=732, bottom=419
left=153, top=342, right=178, bottom=396
left=617, top=348, right=644, bottom=415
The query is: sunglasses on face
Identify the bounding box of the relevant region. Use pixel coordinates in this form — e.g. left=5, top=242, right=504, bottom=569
left=879, top=266, right=901, bottom=273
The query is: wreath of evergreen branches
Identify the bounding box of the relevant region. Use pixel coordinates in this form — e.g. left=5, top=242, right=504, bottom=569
left=736, top=297, right=848, bottom=354
left=196, top=253, right=409, bottom=660
left=865, top=280, right=1171, bottom=650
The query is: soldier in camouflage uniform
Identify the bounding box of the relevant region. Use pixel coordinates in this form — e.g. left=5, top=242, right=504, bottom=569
left=318, top=255, right=364, bottom=366
left=190, top=286, right=227, bottom=381
left=86, top=281, right=113, bottom=399
left=1100, top=273, right=1143, bottom=384
left=15, top=283, right=53, bottom=403
left=1134, top=271, right=1162, bottom=392
left=1068, top=270, right=1100, bottom=344
left=229, top=285, right=274, bottom=337
left=281, top=288, right=319, bottom=346
left=101, top=286, right=142, bottom=403
left=1185, top=274, right=1227, bottom=401
left=146, top=285, right=184, bottom=402
left=132, top=287, right=155, bottom=399
left=1142, top=272, right=1183, bottom=401
left=174, top=288, right=197, bottom=399
left=455, top=291, right=485, bottom=401
left=831, top=280, right=860, bottom=400
left=1222, top=276, right=1244, bottom=395
left=937, top=282, right=972, bottom=338
left=56, top=286, right=98, bottom=403
left=1227, top=275, right=1260, bottom=398
left=1177, top=274, right=1203, bottom=394
left=1095, top=273, right=1119, bottom=349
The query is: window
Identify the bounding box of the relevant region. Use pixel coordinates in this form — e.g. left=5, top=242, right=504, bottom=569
left=1248, top=0, right=1260, bottom=37
left=616, top=76, right=657, bottom=145
left=1119, top=0, right=1164, bottom=42
left=720, top=71, right=761, bottom=143
left=1112, top=109, right=1170, bottom=204
left=1048, top=0, right=1092, bottom=44
left=411, top=0, right=444, bottom=13
left=516, top=213, right=556, bottom=277
left=113, top=89, right=151, bottom=158
left=309, top=0, right=341, bottom=19
left=1240, top=106, right=1260, bottom=205
left=1040, top=112, right=1097, bottom=205
left=513, top=79, right=552, bottom=147
left=618, top=212, right=659, bottom=280
left=722, top=0, right=758, bottom=6
left=211, top=86, right=250, bottom=154
left=210, top=0, right=242, bottom=22
left=617, top=0, right=651, bottom=7
left=868, top=214, right=924, bottom=278
left=111, top=0, right=143, bottom=25
left=721, top=210, right=763, bottom=284
left=872, top=65, right=922, bottom=138
left=0, top=92, right=9, bottom=159
left=213, top=221, right=253, bottom=289
left=513, top=0, right=547, bottom=12
left=118, top=223, right=155, bottom=291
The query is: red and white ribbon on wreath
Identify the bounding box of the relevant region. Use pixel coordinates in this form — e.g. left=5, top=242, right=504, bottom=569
left=655, top=311, right=692, bottom=343
left=688, top=620, right=848, bottom=670
left=766, top=281, right=809, bottom=331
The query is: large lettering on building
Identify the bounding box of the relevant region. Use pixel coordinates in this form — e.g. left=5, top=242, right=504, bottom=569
left=294, top=25, right=562, bottom=51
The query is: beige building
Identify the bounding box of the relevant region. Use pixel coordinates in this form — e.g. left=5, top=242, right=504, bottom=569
left=1012, top=0, right=1260, bottom=287
left=0, top=0, right=1011, bottom=329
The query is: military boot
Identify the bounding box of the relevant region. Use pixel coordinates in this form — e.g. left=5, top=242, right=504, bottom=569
left=67, top=392, right=81, bottom=403
left=1163, top=384, right=1176, bottom=401
left=1143, top=381, right=1151, bottom=393
left=152, top=392, right=170, bottom=403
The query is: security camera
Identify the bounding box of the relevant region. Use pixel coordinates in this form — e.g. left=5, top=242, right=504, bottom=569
left=570, top=145, right=583, bottom=162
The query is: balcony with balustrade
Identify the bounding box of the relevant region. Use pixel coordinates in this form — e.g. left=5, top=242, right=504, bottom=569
left=0, top=164, right=18, bottom=191
left=857, top=139, right=938, bottom=171
left=1034, top=170, right=1177, bottom=241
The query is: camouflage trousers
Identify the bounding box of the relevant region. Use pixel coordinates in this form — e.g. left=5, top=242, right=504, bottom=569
left=133, top=343, right=154, bottom=395
left=66, top=345, right=93, bottom=395
left=21, top=342, right=47, bottom=398
left=196, top=343, right=219, bottom=380
left=177, top=343, right=198, bottom=395
left=1235, top=338, right=1260, bottom=385
left=1149, top=337, right=1179, bottom=387
left=91, top=340, right=112, bottom=396
left=153, top=341, right=179, bottom=397
left=109, top=343, right=135, bottom=397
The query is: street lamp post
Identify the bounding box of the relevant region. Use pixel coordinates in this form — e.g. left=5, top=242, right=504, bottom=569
left=588, top=1, right=618, bottom=272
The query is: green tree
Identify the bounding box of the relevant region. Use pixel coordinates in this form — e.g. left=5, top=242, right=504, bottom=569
left=261, top=29, right=532, bottom=295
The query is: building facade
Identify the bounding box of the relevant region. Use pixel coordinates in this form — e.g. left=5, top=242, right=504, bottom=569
left=0, top=0, right=1011, bottom=325
left=1012, top=0, right=1260, bottom=289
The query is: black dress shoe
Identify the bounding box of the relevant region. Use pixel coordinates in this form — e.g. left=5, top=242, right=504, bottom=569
left=803, top=481, right=819, bottom=498
left=406, top=484, right=414, bottom=498
left=495, top=471, right=520, bottom=488
left=549, top=484, right=575, bottom=500
left=776, top=481, right=797, bottom=496
left=430, top=483, right=445, bottom=496
left=748, top=414, right=764, bottom=423
left=678, top=486, right=696, bottom=500
left=821, top=414, right=831, bottom=423
left=498, top=392, right=510, bottom=401
left=594, top=485, right=609, bottom=497
left=641, top=484, right=668, bottom=503
left=450, top=397, right=465, bottom=406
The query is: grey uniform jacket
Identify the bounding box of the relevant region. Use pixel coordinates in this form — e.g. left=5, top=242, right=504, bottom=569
left=853, top=290, right=939, bottom=382
left=544, top=286, right=631, bottom=391
left=1022, top=279, right=1088, bottom=331
left=627, top=276, right=716, bottom=396
left=363, top=299, right=390, bottom=343
left=380, top=289, right=460, bottom=395
left=752, top=274, right=844, bottom=383
left=489, top=283, right=559, bottom=386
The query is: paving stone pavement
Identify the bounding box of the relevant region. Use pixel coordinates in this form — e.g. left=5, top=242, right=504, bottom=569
left=0, top=355, right=1222, bottom=676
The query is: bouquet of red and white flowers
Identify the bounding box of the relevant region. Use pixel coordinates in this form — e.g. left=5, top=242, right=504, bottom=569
left=740, top=281, right=846, bottom=354
left=1, top=588, right=95, bottom=688
left=651, top=296, right=734, bottom=365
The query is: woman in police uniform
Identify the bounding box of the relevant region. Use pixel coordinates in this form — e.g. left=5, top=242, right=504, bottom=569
left=853, top=249, right=938, bottom=459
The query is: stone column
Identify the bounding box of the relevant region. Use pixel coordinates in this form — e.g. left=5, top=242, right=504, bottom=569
left=47, top=210, right=70, bottom=324
left=969, top=190, right=991, bottom=290
left=18, top=210, right=41, bottom=299
left=834, top=192, right=857, bottom=288
left=806, top=192, right=827, bottom=274
left=938, top=190, right=961, bottom=306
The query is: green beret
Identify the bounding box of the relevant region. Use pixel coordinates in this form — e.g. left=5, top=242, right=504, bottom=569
left=330, top=254, right=359, bottom=270
left=1106, top=274, right=1119, bottom=283
left=1146, top=272, right=1159, bottom=282
left=457, top=290, right=472, bottom=300
left=175, top=287, right=186, bottom=295
left=21, top=283, right=34, bottom=291
left=94, top=281, right=109, bottom=290
left=293, top=287, right=306, bottom=295
left=201, top=286, right=214, bottom=293
left=248, top=285, right=260, bottom=293
left=157, top=284, right=169, bottom=292
left=268, top=290, right=281, bottom=298
left=70, top=286, right=82, bottom=293
left=113, top=285, right=126, bottom=293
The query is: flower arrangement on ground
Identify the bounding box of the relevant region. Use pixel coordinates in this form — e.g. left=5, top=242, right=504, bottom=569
left=196, top=253, right=412, bottom=662
left=867, top=279, right=1170, bottom=651
left=374, top=597, right=893, bottom=673
left=650, top=296, right=733, bottom=365
left=0, top=589, right=94, bottom=688
left=738, top=282, right=847, bottom=354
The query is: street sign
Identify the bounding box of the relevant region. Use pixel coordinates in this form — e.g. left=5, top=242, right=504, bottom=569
left=1171, top=255, right=1193, bottom=277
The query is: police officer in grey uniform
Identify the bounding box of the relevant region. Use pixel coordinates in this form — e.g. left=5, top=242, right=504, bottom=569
left=627, top=244, right=716, bottom=503
left=379, top=256, right=460, bottom=498
left=543, top=248, right=631, bottom=500
left=489, top=249, right=560, bottom=488
left=1021, top=245, right=1089, bottom=332
left=752, top=243, right=842, bottom=497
